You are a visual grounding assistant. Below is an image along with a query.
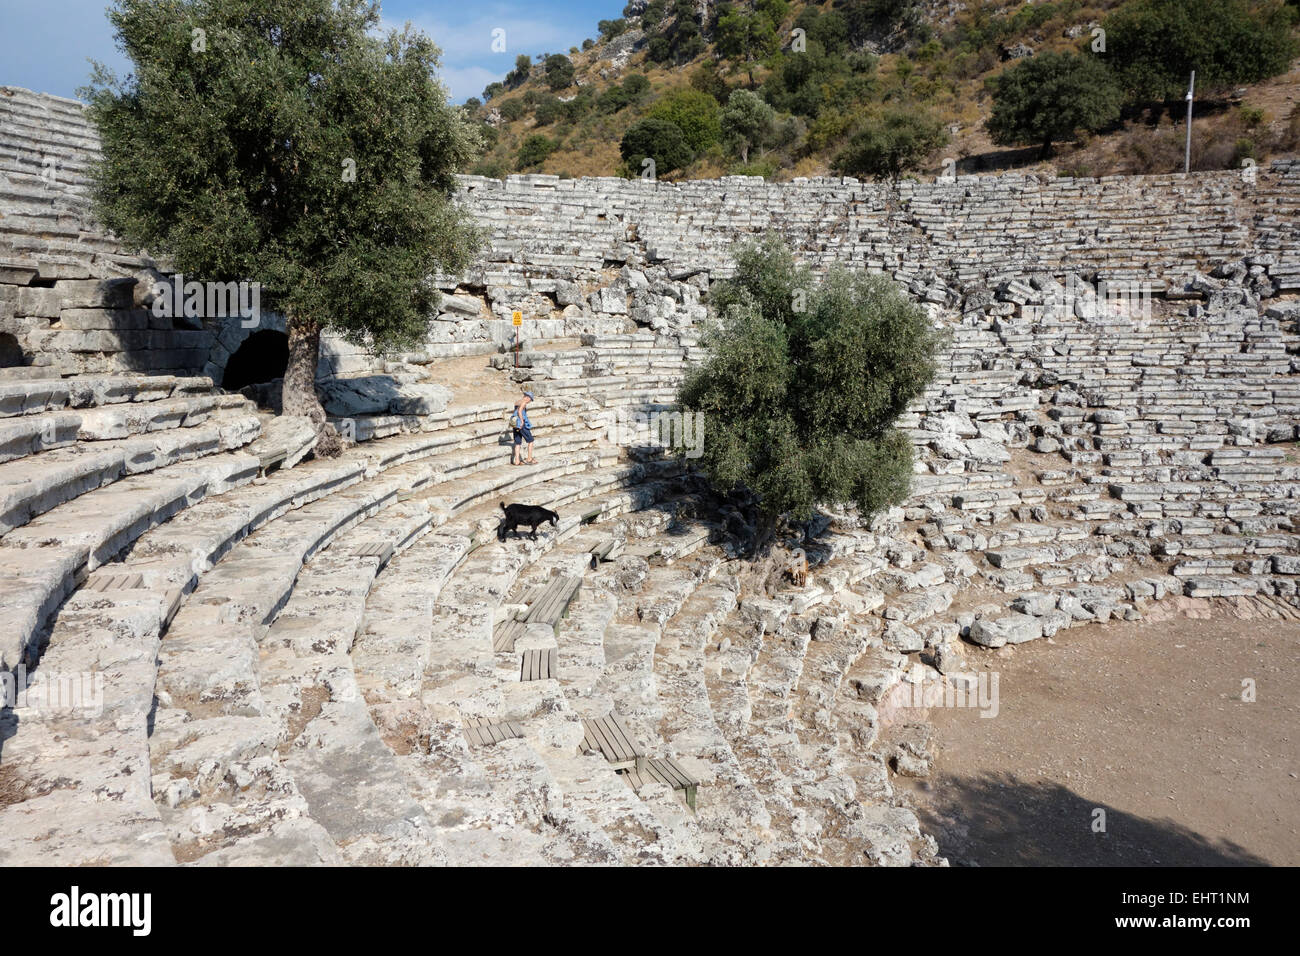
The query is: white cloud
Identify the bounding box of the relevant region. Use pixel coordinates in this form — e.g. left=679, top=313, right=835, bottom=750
left=379, top=4, right=589, bottom=102
left=0, top=0, right=592, bottom=104
left=438, top=64, right=503, bottom=103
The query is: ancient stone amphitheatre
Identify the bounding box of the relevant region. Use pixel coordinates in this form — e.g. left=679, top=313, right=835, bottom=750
left=1, top=85, right=1297, bottom=866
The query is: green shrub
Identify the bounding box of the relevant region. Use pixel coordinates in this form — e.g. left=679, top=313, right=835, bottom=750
left=517, top=134, right=557, bottom=168
left=645, top=0, right=711, bottom=64
left=505, top=53, right=532, bottom=88
left=623, top=73, right=651, bottom=96
left=805, top=109, right=854, bottom=153
left=597, top=73, right=651, bottom=114
left=728, top=156, right=780, bottom=178
left=498, top=98, right=526, bottom=121
left=1103, top=0, right=1298, bottom=104
left=471, top=157, right=509, bottom=179
left=533, top=95, right=564, bottom=125
left=544, top=54, right=575, bottom=91
left=598, top=18, right=628, bottom=41
left=832, top=106, right=948, bottom=179
left=649, top=88, right=722, bottom=152
left=620, top=117, right=694, bottom=176
left=690, top=62, right=732, bottom=104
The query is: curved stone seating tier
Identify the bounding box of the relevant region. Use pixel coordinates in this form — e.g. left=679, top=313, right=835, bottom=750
left=423, top=509, right=710, bottom=863
left=457, top=166, right=1299, bottom=291
left=566, top=545, right=724, bottom=862
left=0, top=374, right=218, bottom=417
left=0, top=406, right=260, bottom=533
left=0, top=389, right=600, bottom=672
left=343, top=477, right=694, bottom=865
left=650, top=576, right=775, bottom=863
left=0, top=392, right=253, bottom=464
left=0, top=374, right=687, bottom=864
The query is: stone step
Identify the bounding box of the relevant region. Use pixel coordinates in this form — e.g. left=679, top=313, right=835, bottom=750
left=0, top=374, right=217, bottom=418
left=0, top=409, right=262, bottom=539
left=0, top=392, right=254, bottom=464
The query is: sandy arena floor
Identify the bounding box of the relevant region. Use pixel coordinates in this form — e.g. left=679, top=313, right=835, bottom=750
left=896, top=607, right=1300, bottom=866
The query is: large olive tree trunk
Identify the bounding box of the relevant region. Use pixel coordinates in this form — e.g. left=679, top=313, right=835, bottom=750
left=282, top=314, right=342, bottom=458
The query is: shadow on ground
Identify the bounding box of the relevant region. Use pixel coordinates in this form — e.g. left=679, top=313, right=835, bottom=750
left=915, top=770, right=1268, bottom=867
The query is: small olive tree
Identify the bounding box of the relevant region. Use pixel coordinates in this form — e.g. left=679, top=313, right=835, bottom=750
left=84, top=0, right=482, bottom=454
left=678, top=235, right=942, bottom=538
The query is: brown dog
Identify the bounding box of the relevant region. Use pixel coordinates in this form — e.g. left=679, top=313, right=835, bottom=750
left=787, top=548, right=808, bottom=587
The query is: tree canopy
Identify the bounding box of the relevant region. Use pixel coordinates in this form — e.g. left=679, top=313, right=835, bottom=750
left=620, top=116, right=693, bottom=176
left=543, top=53, right=575, bottom=91
left=832, top=106, right=948, bottom=179
left=1103, top=0, right=1298, bottom=103
left=721, top=89, right=776, bottom=163
left=987, top=51, right=1123, bottom=157
left=84, top=0, right=482, bottom=451
left=648, top=88, right=722, bottom=153
left=678, top=235, right=942, bottom=528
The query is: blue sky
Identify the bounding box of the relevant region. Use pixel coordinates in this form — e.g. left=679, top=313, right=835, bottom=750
left=0, top=0, right=625, bottom=103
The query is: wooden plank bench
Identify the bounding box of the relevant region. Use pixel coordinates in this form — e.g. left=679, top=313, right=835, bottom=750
left=580, top=714, right=645, bottom=770
left=493, top=583, right=545, bottom=652
left=528, top=573, right=582, bottom=626
left=462, top=717, right=525, bottom=747
left=519, top=647, right=557, bottom=682
left=350, top=540, right=394, bottom=563
left=588, top=536, right=623, bottom=569
left=83, top=572, right=145, bottom=591
left=625, top=756, right=700, bottom=811
left=493, top=573, right=582, bottom=652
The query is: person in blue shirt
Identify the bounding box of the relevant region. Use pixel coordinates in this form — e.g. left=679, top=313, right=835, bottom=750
left=511, top=390, right=536, bottom=465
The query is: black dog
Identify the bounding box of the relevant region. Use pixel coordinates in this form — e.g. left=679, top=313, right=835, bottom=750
left=497, top=501, right=558, bottom=541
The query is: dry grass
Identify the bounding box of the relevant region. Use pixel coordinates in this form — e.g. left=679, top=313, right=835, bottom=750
left=0, top=761, right=28, bottom=807
left=470, top=1, right=1300, bottom=182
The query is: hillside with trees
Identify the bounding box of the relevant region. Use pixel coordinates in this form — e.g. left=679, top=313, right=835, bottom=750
left=462, top=0, right=1300, bottom=182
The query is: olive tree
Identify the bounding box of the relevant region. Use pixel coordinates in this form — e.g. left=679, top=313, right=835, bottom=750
left=678, top=235, right=942, bottom=538
left=84, top=0, right=482, bottom=455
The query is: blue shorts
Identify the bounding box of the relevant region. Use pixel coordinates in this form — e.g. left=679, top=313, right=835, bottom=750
left=513, top=426, right=534, bottom=445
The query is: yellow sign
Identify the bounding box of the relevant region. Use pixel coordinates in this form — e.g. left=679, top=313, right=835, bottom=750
left=512, top=310, right=522, bottom=326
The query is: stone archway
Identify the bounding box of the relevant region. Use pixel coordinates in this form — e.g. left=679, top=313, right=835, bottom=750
left=221, top=328, right=289, bottom=391
left=203, top=311, right=288, bottom=386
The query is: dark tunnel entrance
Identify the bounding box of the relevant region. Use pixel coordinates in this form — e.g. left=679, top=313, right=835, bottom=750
left=222, top=329, right=289, bottom=391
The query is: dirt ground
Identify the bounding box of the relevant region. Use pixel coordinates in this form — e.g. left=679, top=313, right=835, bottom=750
left=896, top=606, right=1300, bottom=867
left=428, top=352, right=510, bottom=410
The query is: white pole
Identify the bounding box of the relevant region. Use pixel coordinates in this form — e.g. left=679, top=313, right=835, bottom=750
left=1184, top=70, right=1195, bottom=176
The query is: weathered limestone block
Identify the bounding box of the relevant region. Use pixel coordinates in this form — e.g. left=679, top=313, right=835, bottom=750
left=54, top=277, right=136, bottom=309
left=437, top=293, right=482, bottom=316
left=969, top=612, right=1043, bottom=647
left=58, top=307, right=152, bottom=331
